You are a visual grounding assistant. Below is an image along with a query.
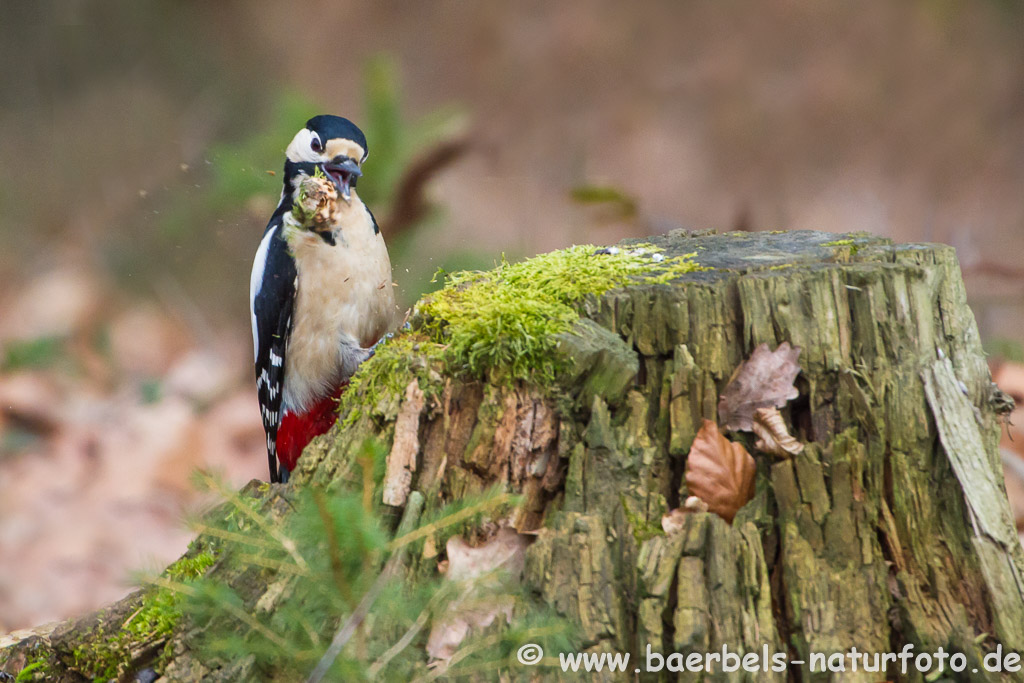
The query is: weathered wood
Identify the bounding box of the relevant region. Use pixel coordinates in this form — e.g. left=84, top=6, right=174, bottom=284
left=4, top=230, right=1023, bottom=682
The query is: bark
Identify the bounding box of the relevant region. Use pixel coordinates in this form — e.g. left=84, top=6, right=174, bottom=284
left=3, top=230, right=1023, bottom=682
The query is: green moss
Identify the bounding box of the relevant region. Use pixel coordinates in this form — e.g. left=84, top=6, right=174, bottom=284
left=336, top=334, right=447, bottom=428
left=768, top=263, right=794, bottom=271
left=68, top=551, right=217, bottom=681
left=621, top=494, right=664, bottom=543
left=129, top=551, right=217, bottom=639
left=11, top=650, right=54, bottom=682
left=71, top=633, right=120, bottom=683
left=416, top=244, right=701, bottom=384
left=823, top=238, right=861, bottom=257
left=336, top=244, right=700, bottom=424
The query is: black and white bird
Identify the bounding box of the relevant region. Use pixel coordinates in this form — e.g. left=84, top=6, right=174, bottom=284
left=249, top=115, right=396, bottom=483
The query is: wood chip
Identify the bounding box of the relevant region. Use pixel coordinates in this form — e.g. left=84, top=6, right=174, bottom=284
left=382, top=379, right=425, bottom=507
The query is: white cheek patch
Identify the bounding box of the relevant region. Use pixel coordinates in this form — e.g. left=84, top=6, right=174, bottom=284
left=285, top=128, right=326, bottom=163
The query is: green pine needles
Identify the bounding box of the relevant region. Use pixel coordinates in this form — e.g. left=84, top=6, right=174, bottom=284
left=174, top=445, right=573, bottom=680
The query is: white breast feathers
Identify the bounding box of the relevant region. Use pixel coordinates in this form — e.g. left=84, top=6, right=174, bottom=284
left=282, top=193, right=396, bottom=413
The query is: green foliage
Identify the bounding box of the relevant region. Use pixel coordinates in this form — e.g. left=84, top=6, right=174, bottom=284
left=358, top=54, right=465, bottom=216
left=570, top=184, right=638, bottom=219
left=986, top=337, right=1024, bottom=364
left=205, top=91, right=316, bottom=210
left=359, top=56, right=404, bottom=210
left=180, top=459, right=572, bottom=680
left=140, top=378, right=162, bottom=404
left=135, top=56, right=467, bottom=313
left=1, top=336, right=66, bottom=372
left=356, top=53, right=476, bottom=307
left=158, top=91, right=317, bottom=241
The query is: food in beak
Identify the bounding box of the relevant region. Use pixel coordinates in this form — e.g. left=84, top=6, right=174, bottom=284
left=322, top=158, right=362, bottom=201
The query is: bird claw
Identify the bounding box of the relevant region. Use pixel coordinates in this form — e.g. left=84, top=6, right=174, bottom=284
left=371, top=332, right=396, bottom=352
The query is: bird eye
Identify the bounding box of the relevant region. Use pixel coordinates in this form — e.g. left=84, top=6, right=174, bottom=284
left=310, top=134, right=323, bottom=153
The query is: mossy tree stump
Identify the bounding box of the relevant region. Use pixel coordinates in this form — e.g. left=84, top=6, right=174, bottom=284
left=3, top=230, right=1023, bottom=682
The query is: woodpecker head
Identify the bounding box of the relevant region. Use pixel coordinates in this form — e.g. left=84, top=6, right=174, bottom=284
left=284, top=115, right=368, bottom=202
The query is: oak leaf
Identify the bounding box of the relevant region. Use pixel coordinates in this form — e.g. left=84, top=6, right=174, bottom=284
left=684, top=420, right=756, bottom=523
left=718, top=342, right=802, bottom=431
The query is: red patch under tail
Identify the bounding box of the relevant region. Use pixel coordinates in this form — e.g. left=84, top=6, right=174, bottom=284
left=276, top=383, right=347, bottom=473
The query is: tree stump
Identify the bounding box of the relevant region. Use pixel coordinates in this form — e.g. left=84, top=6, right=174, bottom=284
left=3, top=230, right=1023, bottom=682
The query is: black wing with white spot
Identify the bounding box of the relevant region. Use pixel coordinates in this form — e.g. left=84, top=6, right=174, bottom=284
left=251, top=218, right=296, bottom=483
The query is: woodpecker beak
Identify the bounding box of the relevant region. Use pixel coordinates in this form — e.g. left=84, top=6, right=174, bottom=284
left=322, top=158, right=361, bottom=201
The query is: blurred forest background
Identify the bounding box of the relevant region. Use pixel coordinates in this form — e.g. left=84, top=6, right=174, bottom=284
left=2, top=0, right=1024, bottom=633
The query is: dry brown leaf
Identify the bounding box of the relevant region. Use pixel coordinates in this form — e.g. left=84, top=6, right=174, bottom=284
left=425, top=527, right=528, bottom=660
left=443, top=526, right=528, bottom=582
left=0, top=371, right=63, bottom=435
left=164, top=350, right=238, bottom=405
left=0, top=268, right=104, bottom=343
left=751, top=407, right=804, bottom=458
left=718, top=342, right=802, bottom=432
left=684, top=420, right=756, bottom=523
left=382, top=379, right=425, bottom=507
left=109, top=305, right=190, bottom=375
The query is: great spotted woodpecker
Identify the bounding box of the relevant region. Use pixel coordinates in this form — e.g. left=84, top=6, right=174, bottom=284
left=250, top=115, right=397, bottom=483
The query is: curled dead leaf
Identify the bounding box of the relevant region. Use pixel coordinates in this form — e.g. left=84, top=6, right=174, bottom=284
left=684, top=420, right=756, bottom=523
left=751, top=407, right=804, bottom=458
left=718, top=342, right=802, bottom=432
